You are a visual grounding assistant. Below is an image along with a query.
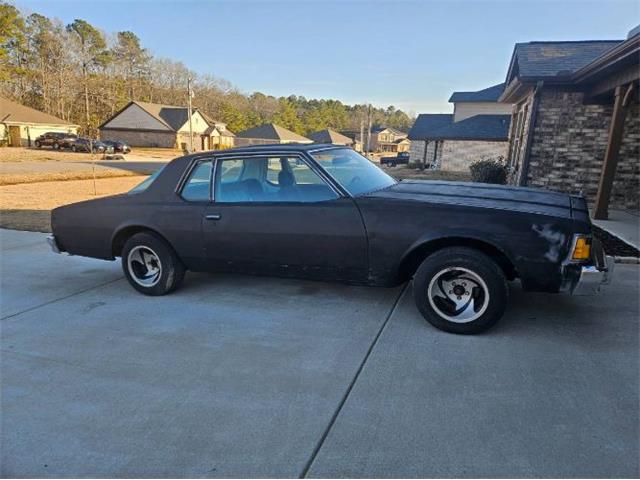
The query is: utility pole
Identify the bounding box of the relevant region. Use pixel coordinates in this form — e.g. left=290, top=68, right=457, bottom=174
left=359, top=119, right=364, bottom=153
left=366, top=104, right=372, bottom=156
left=187, top=77, right=194, bottom=153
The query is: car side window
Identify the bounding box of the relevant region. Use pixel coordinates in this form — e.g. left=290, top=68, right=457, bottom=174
left=215, top=156, right=338, bottom=203
left=181, top=161, right=212, bottom=202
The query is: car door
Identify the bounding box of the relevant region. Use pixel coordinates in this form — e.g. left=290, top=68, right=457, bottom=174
left=202, top=152, right=369, bottom=282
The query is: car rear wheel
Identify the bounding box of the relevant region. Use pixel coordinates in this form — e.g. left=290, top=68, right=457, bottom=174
left=53, top=142, right=60, bottom=150
left=35, top=140, right=41, bottom=148
left=121, top=232, right=186, bottom=296
left=413, top=247, right=508, bottom=334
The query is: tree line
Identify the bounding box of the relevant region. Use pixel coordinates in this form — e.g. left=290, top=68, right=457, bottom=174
left=0, top=2, right=415, bottom=137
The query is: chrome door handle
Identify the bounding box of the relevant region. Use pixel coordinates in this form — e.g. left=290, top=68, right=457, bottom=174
left=205, top=214, right=221, bottom=220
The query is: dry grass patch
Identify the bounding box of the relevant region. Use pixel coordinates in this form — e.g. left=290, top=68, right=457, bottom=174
left=0, top=175, right=147, bottom=232
left=0, top=169, right=150, bottom=186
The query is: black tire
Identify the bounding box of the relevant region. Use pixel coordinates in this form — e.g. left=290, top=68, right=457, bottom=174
left=53, top=142, right=59, bottom=150
left=35, top=140, right=41, bottom=148
left=121, top=232, right=186, bottom=296
left=413, top=247, right=508, bottom=334
left=71, top=145, right=76, bottom=152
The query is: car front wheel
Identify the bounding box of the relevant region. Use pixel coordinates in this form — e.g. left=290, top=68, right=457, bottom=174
left=121, top=232, right=186, bottom=295
left=413, top=247, right=508, bottom=334
left=35, top=140, right=41, bottom=148
left=53, top=142, right=60, bottom=150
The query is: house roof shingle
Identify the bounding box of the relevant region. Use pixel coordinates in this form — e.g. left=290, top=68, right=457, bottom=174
left=408, top=114, right=454, bottom=140
left=132, top=101, right=196, bottom=131
left=235, top=123, right=311, bottom=142
left=507, top=40, right=623, bottom=80
left=307, top=128, right=354, bottom=145
left=408, top=114, right=510, bottom=141
left=0, top=96, right=77, bottom=126
left=448, top=83, right=505, bottom=103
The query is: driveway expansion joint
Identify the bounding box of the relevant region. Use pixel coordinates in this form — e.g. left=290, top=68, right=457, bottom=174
left=298, top=282, right=409, bottom=478
left=1, top=276, right=124, bottom=321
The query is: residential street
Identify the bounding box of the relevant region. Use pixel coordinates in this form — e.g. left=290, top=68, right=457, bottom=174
left=1, top=229, right=638, bottom=478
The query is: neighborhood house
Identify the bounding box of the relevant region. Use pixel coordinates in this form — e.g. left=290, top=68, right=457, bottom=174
left=408, top=83, right=512, bottom=171
left=0, top=96, right=78, bottom=147
left=98, top=101, right=234, bottom=151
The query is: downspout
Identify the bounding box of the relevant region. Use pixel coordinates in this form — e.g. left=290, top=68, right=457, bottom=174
left=519, top=81, right=544, bottom=186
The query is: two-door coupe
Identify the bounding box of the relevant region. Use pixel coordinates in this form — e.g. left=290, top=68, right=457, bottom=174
left=48, top=144, right=613, bottom=334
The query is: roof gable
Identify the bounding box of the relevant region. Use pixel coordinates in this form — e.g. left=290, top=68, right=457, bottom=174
left=505, top=40, right=622, bottom=83
left=448, top=83, right=505, bottom=103
left=100, top=102, right=173, bottom=131
left=0, top=96, right=76, bottom=126
left=307, top=128, right=354, bottom=144
left=236, top=123, right=311, bottom=142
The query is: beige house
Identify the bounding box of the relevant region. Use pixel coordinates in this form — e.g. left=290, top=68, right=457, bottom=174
left=408, top=83, right=512, bottom=171
left=235, top=123, right=312, bottom=146
left=369, top=127, right=409, bottom=153
left=0, top=96, right=78, bottom=147
left=99, top=101, right=233, bottom=151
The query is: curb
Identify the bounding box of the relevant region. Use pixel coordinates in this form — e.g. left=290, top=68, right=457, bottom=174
left=614, top=256, right=640, bottom=264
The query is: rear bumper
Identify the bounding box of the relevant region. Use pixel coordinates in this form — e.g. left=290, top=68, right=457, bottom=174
left=572, top=255, right=614, bottom=295
left=565, top=238, right=614, bottom=295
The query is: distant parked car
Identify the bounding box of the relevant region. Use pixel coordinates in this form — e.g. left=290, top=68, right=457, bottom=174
left=101, top=140, right=131, bottom=154
left=34, top=132, right=77, bottom=150
left=380, top=151, right=410, bottom=167
left=70, top=137, right=107, bottom=153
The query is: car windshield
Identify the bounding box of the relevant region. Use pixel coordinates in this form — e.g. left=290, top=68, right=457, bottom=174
left=311, top=148, right=397, bottom=196
left=128, top=167, right=164, bottom=194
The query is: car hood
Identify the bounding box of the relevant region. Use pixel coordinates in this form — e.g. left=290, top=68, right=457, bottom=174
left=365, top=180, right=587, bottom=220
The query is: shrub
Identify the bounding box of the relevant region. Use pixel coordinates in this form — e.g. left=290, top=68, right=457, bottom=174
left=469, top=159, right=507, bottom=184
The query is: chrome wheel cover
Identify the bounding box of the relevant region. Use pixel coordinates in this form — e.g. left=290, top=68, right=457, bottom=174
left=127, top=246, right=162, bottom=287
left=427, top=267, right=489, bottom=323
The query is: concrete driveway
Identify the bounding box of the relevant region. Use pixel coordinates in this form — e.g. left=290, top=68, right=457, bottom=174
left=1, top=229, right=638, bottom=478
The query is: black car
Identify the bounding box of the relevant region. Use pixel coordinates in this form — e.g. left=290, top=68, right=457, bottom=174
left=101, top=140, right=131, bottom=154
left=381, top=151, right=410, bottom=167
left=70, top=137, right=108, bottom=153
left=48, top=144, right=612, bottom=334
left=34, top=132, right=77, bottom=150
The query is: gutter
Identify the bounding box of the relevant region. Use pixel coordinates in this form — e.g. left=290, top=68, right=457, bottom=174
left=518, top=80, right=544, bottom=187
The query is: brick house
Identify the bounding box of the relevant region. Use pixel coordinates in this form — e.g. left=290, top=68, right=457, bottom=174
left=99, top=101, right=233, bottom=151
left=408, top=83, right=512, bottom=171
left=500, top=26, right=639, bottom=218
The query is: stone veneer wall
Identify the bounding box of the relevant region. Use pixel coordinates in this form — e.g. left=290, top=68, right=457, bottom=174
left=100, top=129, right=177, bottom=148
left=439, top=140, right=508, bottom=172
left=526, top=90, right=639, bottom=211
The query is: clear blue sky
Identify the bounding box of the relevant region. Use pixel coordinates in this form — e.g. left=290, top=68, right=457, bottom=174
left=13, top=0, right=639, bottom=114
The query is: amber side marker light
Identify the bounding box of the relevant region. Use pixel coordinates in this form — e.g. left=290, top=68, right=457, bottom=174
left=572, top=236, right=591, bottom=261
